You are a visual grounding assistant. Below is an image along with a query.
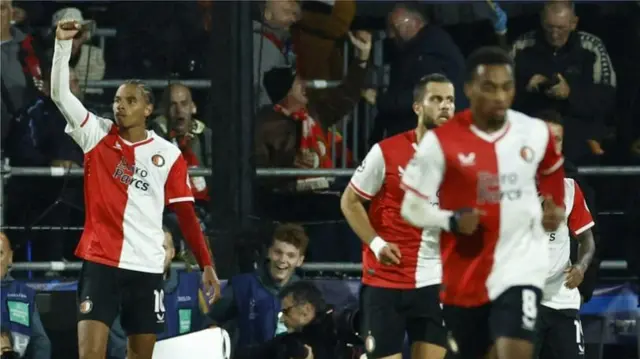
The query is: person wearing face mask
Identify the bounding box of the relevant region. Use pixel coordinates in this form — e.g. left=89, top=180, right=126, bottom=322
left=366, top=2, right=467, bottom=146
left=0, top=233, right=51, bottom=359
left=107, top=228, right=209, bottom=359
left=207, top=224, right=308, bottom=349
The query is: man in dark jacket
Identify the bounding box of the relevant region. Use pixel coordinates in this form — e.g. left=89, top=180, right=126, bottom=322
left=234, top=281, right=340, bottom=359
left=368, top=3, right=467, bottom=144
left=511, top=1, right=616, bottom=166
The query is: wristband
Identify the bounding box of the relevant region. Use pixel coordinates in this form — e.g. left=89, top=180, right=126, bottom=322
left=369, top=236, right=388, bottom=259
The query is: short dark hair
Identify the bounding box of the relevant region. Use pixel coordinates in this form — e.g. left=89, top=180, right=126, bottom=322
left=279, top=281, right=327, bottom=312
left=413, top=73, right=451, bottom=102
left=123, top=79, right=155, bottom=106
left=534, top=109, right=563, bottom=125
left=465, top=46, right=514, bottom=83
left=272, top=223, right=309, bottom=254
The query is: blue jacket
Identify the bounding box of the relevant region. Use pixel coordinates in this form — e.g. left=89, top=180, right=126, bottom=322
left=107, top=270, right=204, bottom=359
left=0, top=276, right=51, bottom=359
left=232, top=272, right=282, bottom=348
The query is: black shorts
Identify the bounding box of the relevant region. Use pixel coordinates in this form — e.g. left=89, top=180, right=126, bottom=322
left=442, top=285, right=542, bottom=359
left=534, top=306, right=585, bottom=359
left=77, top=261, right=165, bottom=335
left=360, top=284, right=447, bottom=358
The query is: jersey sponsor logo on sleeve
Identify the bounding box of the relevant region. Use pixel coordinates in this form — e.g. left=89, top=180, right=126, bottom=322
left=112, top=157, right=151, bottom=191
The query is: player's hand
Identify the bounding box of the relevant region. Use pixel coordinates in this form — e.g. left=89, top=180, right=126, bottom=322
left=541, top=195, right=564, bottom=232
left=202, top=266, right=221, bottom=304
left=526, top=74, right=548, bottom=92
left=379, top=242, right=402, bottom=266
left=453, top=209, right=482, bottom=235
left=56, top=20, right=81, bottom=40
left=564, top=263, right=586, bottom=289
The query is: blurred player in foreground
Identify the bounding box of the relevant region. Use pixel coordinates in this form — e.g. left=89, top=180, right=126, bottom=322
left=400, top=46, right=565, bottom=359
left=534, top=110, right=596, bottom=359
left=51, top=20, right=220, bottom=359
left=341, top=73, right=455, bottom=359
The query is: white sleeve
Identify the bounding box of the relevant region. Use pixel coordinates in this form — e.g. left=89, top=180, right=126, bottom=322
left=348, top=144, right=385, bottom=200
left=51, top=39, right=111, bottom=153
left=400, top=131, right=453, bottom=230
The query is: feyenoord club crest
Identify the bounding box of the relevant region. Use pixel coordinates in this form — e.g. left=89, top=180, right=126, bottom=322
left=151, top=154, right=165, bottom=167
left=520, top=146, right=534, bottom=163
left=364, top=332, right=376, bottom=353
left=79, top=299, right=93, bottom=314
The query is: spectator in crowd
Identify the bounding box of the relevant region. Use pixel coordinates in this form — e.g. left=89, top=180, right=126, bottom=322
left=107, top=228, right=208, bottom=359
left=208, top=224, right=307, bottom=349
left=234, top=281, right=339, bottom=359
left=254, top=30, right=371, bottom=192
left=367, top=2, right=468, bottom=144
left=293, top=0, right=355, bottom=81
left=3, top=68, right=84, bottom=265
left=511, top=1, right=616, bottom=165
left=150, top=83, right=212, bottom=249
left=0, top=233, right=51, bottom=359
left=1, top=0, right=47, bottom=151
left=253, top=0, right=301, bottom=108
left=49, top=8, right=105, bottom=97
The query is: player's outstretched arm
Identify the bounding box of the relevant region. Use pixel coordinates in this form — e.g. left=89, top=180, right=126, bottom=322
left=50, top=21, right=91, bottom=129
left=51, top=20, right=110, bottom=153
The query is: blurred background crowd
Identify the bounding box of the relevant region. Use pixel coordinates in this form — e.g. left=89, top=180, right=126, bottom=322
left=0, top=0, right=639, bottom=358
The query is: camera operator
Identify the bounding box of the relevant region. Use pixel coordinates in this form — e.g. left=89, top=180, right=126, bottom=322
left=233, top=281, right=340, bottom=359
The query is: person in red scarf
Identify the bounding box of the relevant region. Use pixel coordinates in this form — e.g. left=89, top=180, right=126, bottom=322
left=255, top=30, right=372, bottom=192
left=150, top=83, right=212, bottom=203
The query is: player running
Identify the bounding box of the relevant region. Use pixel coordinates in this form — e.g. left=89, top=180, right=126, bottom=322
left=400, top=46, right=566, bottom=359
left=51, top=20, right=220, bottom=359
left=341, top=74, right=455, bottom=359
left=534, top=110, right=596, bottom=359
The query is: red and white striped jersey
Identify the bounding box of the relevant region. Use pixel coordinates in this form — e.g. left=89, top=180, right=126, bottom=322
left=542, top=178, right=594, bottom=310
left=66, top=113, right=194, bottom=274
left=349, top=130, right=441, bottom=289
left=401, top=109, right=565, bottom=307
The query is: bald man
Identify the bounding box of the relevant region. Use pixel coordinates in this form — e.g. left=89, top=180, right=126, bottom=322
left=0, top=233, right=51, bottom=359
left=511, top=1, right=616, bottom=165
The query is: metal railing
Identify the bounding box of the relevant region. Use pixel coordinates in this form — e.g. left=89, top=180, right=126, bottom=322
left=8, top=260, right=629, bottom=273
left=4, top=166, right=640, bottom=178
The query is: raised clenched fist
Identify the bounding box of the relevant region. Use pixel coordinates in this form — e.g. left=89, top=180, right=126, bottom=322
left=56, top=20, right=81, bottom=41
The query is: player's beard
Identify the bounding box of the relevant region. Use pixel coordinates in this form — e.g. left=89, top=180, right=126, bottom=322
left=420, top=114, right=438, bottom=130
